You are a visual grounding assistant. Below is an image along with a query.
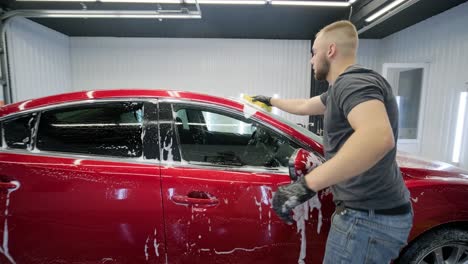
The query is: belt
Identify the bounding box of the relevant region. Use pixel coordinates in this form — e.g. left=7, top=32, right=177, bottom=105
left=340, top=202, right=412, bottom=216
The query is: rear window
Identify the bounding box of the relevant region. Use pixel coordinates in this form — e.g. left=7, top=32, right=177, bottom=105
left=36, top=102, right=144, bottom=158
left=3, top=114, right=38, bottom=150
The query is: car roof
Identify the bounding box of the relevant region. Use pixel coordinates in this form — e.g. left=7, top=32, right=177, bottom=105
left=0, top=89, right=242, bottom=117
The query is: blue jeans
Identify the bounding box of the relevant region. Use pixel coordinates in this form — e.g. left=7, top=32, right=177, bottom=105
left=323, top=207, right=413, bottom=264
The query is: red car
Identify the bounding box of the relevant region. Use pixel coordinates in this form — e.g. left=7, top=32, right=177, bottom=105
left=0, top=89, right=467, bottom=264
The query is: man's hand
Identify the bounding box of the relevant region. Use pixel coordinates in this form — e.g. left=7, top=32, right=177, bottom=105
left=251, top=95, right=272, bottom=106
left=272, top=176, right=316, bottom=224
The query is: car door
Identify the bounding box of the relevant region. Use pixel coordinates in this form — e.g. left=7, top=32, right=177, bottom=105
left=0, top=100, right=165, bottom=264
left=158, top=101, right=333, bottom=264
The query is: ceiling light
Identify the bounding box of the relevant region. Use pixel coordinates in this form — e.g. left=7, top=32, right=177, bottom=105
left=271, top=1, right=350, bottom=7
left=101, top=0, right=182, bottom=3
left=16, top=0, right=96, bottom=2
left=452, top=91, right=467, bottom=164
left=4, top=10, right=201, bottom=19
left=16, top=0, right=264, bottom=3
left=35, top=14, right=201, bottom=18
left=365, top=0, right=406, bottom=22
left=15, top=0, right=353, bottom=4
left=185, top=0, right=265, bottom=4
left=16, top=0, right=184, bottom=2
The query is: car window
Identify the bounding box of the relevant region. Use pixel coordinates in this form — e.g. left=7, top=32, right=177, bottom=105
left=3, top=113, right=38, bottom=150
left=174, top=106, right=299, bottom=168
left=36, top=102, right=144, bottom=158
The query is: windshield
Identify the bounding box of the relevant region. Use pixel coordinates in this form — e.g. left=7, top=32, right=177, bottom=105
left=233, top=98, right=323, bottom=145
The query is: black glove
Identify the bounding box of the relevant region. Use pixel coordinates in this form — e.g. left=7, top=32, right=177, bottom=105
left=251, top=95, right=272, bottom=106
left=272, top=176, right=316, bottom=224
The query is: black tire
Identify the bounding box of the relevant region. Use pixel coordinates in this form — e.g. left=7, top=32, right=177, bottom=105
left=397, top=227, right=468, bottom=264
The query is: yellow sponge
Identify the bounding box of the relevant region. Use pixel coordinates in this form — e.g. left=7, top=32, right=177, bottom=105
left=242, top=95, right=272, bottom=112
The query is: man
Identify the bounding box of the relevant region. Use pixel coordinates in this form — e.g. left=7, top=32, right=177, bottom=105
left=253, top=20, right=413, bottom=263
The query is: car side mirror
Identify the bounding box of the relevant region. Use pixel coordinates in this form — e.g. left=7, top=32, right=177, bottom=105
left=288, top=148, right=319, bottom=181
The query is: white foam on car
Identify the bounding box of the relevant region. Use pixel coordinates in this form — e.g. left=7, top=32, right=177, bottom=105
left=144, top=236, right=150, bottom=261
left=144, top=228, right=161, bottom=260
left=292, top=195, right=323, bottom=264
left=254, top=186, right=273, bottom=232
left=161, top=130, right=174, bottom=163
left=153, top=228, right=160, bottom=257
left=243, top=104, right=258, bottom=119
left=0, top=180, right=20, bottom=264
left=214, top=245, right=269, bottom=255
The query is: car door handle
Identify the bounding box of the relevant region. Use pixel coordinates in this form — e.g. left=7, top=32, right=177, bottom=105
left=172, top=191, right=219, bottom=206
left=0, top=182, right=19, bottom=190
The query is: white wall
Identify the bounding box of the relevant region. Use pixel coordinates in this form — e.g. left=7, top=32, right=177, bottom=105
left=357, top=39, right=382, bottom=74
left=6, top=17, right=72, bottom=102
left=70, top=37, right=312, bottom=125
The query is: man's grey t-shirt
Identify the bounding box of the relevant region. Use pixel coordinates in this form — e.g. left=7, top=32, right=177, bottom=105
left=319, top=65, right=410, bottom=210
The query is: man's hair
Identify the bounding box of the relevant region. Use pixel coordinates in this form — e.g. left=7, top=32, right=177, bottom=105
left=316, top=20, right=358, bottom=56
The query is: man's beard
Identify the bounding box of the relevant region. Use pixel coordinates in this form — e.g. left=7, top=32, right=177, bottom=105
left=314, top=59, right=330, bottom=81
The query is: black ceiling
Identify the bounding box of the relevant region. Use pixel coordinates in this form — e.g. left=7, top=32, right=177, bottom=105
left=2, top=0, right=467, bottom=39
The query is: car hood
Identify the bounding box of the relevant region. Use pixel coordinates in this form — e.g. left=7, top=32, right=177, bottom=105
left=397, top=151, right=468, bottom=181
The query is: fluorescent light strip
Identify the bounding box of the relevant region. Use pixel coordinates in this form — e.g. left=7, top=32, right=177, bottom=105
left=18, top=0, right=264, bottom=3
left=9, top=10, right=202, bottom=18
left=30, top=14, right=201, bottom=18
left=16, top=0, right=174, bottom=2
left=16, top=0, right=96, bottom=1
left=452, top=92, right=467, bottom=163
left=271, top=1, right=350, bottom=7
left=185, top=0, right=265, bottom=4
left=17, top=0, right=356, bottom=5
left=101, top=0, right=181, bottom=2
left=365, top=0, right=406, bottom=22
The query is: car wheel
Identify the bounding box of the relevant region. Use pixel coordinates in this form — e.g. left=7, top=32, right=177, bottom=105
left=397, top=227, right=468, bottom=264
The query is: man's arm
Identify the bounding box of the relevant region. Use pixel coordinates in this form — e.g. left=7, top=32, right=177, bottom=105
left=253, top=95, right=326, bottom=115
left=304, top=99, right=395, bottom=191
